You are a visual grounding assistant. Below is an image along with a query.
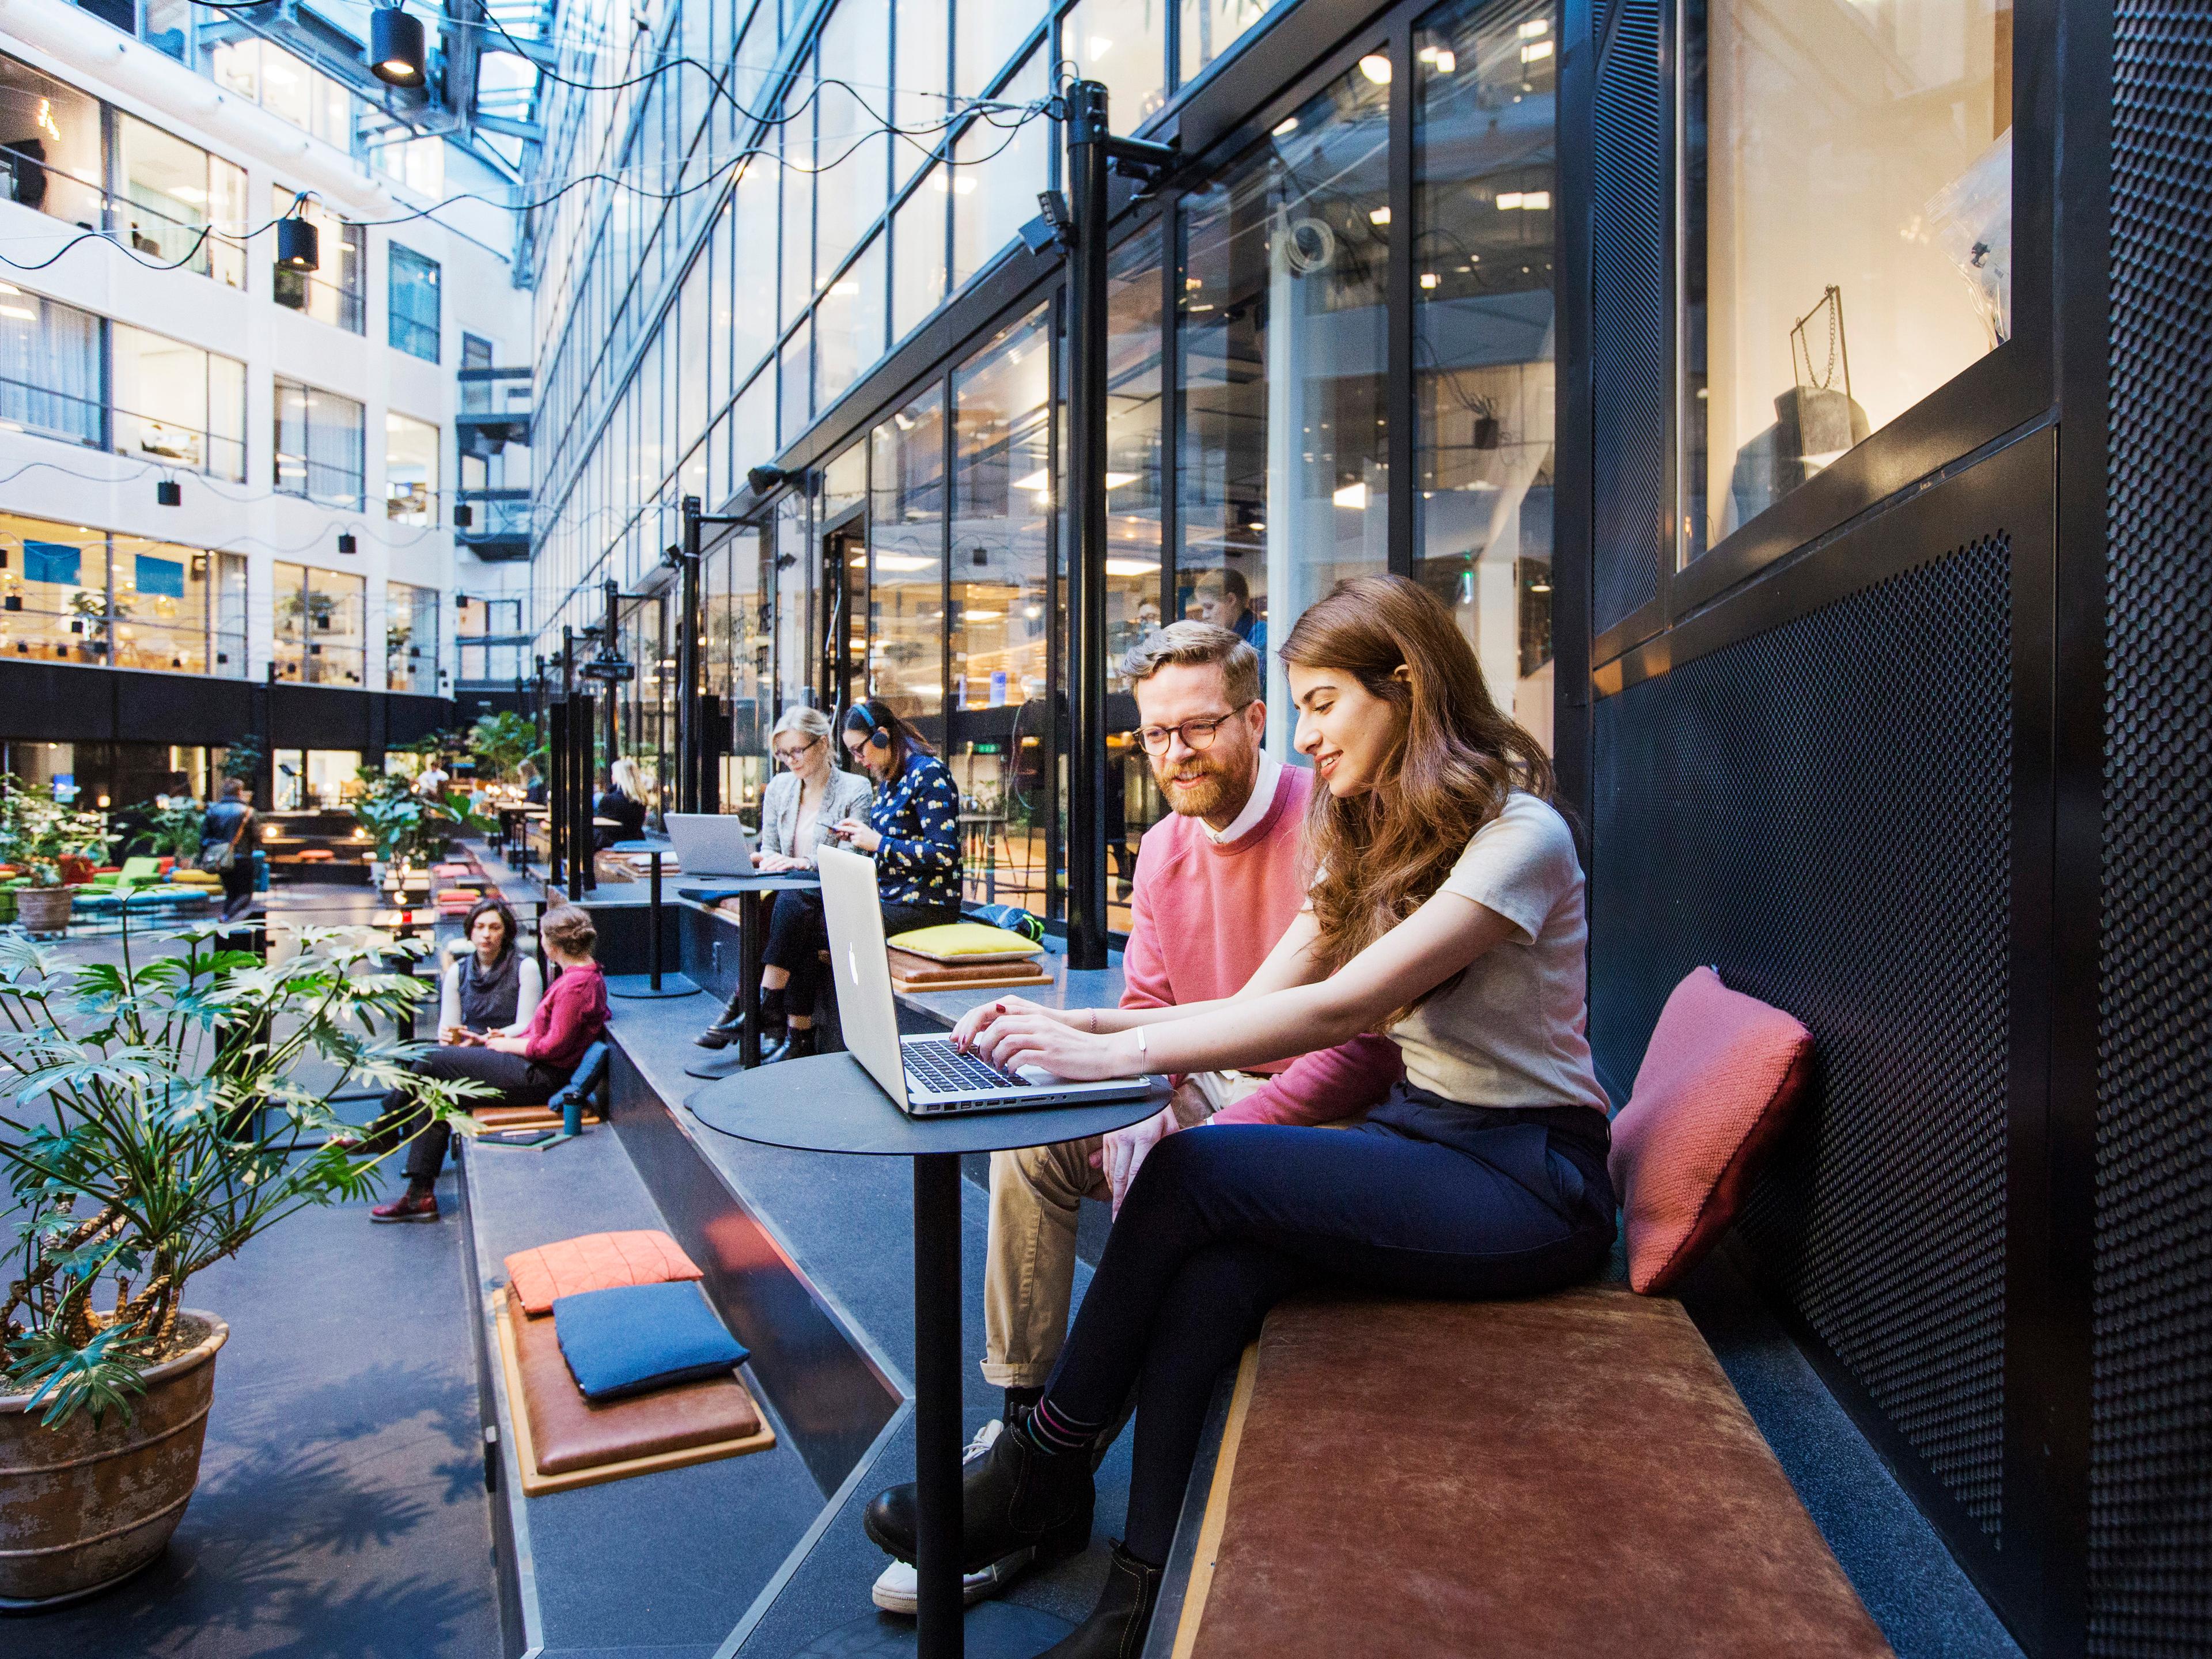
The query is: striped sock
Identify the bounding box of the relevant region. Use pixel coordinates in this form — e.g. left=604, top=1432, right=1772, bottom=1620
left=1023, top=1396, right=1102, bottom=1458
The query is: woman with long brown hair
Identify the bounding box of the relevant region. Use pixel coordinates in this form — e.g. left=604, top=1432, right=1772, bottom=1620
left=862, top=575, right=1613, bottom=1658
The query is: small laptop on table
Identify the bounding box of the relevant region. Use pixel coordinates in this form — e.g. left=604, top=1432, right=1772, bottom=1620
left=816, top=846, right=1162, bottom=1117
left=665, top=813, right=757, bottom=879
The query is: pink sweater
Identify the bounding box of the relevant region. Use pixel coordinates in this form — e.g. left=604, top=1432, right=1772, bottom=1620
left=1122, top=764, right=1398, bottom=1126
left=523, top=962, right=609, bottom=1072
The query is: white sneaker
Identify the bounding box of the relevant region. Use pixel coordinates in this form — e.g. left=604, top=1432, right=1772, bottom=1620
left=869, top=1421, right=1038, bottom=1616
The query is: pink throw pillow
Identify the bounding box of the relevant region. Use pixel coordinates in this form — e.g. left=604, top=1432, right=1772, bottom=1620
left=505, top=1229, right=705, bottom=1316
left=1607, top=967, right=1812, bottom=1295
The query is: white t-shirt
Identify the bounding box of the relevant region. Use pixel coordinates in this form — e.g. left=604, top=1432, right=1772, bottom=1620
left=1384, top=792, right=1609, bottom=1113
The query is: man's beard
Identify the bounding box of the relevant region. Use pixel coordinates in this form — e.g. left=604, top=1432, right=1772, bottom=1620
left=1157, top=749, right=1256, bottom=821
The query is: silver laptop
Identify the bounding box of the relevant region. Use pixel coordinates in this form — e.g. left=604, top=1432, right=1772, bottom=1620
left=665, top=813, right=756, bottom=878
left=816, top=847, right=1162, bottom=1116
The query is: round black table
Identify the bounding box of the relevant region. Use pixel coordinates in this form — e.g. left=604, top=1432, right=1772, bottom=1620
left=691, top=1053, right=1168, bottom=1659
left=608, top=840, right=697, bottom=999
left=677, top=874, right=823, bottom=1074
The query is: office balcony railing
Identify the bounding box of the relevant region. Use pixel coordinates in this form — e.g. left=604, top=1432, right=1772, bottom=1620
left=458, top=366, right=532, bottom=454
left=456, top=488, right=531, bottom=561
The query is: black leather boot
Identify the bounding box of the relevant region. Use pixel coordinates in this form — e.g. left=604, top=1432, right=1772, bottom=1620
left=863, top=1415, right=1093, bottom=1573
left=763, top=1025, right=817, bottom=1063
left=693, top=1009, right=743, bottom=1049
left=1036, top=1542, right=1162, bottom=1659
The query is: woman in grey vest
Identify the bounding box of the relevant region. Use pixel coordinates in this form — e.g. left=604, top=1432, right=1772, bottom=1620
left=438, top=897, right=543, bottom=1040
left=695, top=707, right=873, bottom=1051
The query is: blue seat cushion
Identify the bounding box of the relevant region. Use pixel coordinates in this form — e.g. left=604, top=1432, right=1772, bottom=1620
left=551, top=1281, right=749, bottom=1401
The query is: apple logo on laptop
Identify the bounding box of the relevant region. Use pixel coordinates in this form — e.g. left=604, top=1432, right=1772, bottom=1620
left=849, top=942, right=861, bottom=988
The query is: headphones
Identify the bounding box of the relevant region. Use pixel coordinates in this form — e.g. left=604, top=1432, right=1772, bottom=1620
left=846, top=702, right=893, bottom=750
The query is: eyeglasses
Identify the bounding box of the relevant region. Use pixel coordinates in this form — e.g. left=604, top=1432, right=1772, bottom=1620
left=774, top=736, right=821, bottom=764
left=1135, top=703, right=1256, bottom=756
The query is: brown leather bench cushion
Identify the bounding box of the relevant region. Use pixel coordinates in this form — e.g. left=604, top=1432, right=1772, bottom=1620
left=1180, top=1287, right=1892, bottom=1659
left=499, top=1290, right=770, bottom=1488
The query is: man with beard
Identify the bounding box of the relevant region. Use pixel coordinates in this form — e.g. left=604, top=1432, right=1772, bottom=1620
left=870, top=622, right=1397, bottom=1615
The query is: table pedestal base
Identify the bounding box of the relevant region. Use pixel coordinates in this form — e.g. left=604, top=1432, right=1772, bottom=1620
left=790, top=1601, right=1074, bottom=1657
left=684, top=1047, right=749, bottom=1080
left=605, top=972, right=701, bottom=999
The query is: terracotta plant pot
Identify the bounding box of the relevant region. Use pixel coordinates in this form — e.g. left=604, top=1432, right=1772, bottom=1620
left=0, top=1313, right=228, bottom=1611
left=14, top=887, right=72, bottom=938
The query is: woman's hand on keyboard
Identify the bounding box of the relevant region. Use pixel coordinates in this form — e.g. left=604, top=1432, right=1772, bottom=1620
left=951, top=994, right=1056, bottom=1052
left=971, top=1008, right=1139, bottom=1082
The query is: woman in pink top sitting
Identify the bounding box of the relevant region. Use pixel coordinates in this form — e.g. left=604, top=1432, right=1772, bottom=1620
left=368, top=904, right=609, bottom=1224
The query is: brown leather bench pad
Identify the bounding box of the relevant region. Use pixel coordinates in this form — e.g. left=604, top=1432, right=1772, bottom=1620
left=1182, top=1286, right=1892, bottom=1659
left=499, top=1290, right=771, bottom=1488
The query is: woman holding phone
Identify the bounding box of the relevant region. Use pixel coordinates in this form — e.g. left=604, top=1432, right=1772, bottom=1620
left=863, top=577, right=1614, bottom=1657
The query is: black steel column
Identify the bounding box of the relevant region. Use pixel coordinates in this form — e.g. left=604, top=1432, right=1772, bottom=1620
left=911, top=1150, right=963, bottom=1658
left=601, top=577, right=622, bottom=766
left=680, top=495, right=705, bottom=815
left=1065, top=80, right=1112, bottom=970
left=548, top=699, right=568, bottom=887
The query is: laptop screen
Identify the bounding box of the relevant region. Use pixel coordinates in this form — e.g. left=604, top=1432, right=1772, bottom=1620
left=815, top=847, right=910, bottom=1109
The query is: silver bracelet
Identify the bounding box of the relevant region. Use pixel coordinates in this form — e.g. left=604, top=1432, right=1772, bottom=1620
left=1135, top=1027, right=1148, bottom=1066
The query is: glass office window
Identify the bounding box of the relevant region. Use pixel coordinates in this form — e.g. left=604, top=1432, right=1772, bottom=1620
left=115, top=115, right=246, bottom=285
left=818, top=234, right=888, bottom=410
left=389, top=244, right=441, bottom=361
left=1181, top=0, right=1288, bottom=84
left=386, top=579, right=439, bottom=692
left=951, top=51, right=1050, bottom=292
left=0, top=515, right=109, bottom=665
left=370, top=134, right=445, bottom=196
left=272, top=562, right=366, bottom=685
left=677, top=251, right=709, bottom=460
left=950, top=306, right=1052, bottom=914
left=270, top=749, right=361, bottom=810
left=734, top=368, right=775, bottom=479
left=815, top=0, right=889, bottom=285
left=0, top=288, right=103, bottom=447
left=893, top=169, right=950, bottom=345
left=0, top=54, right=103, bottom=228
left=385, top=411, right=438, bottom=525
left=215, top=41, right=354, bottom=148
left=274, top=378, right=366, bottom=508
left=781, top=317, right=813, bottom=445
left=212, top=550, right=245, bottom=673
left=1103, top=227, right=1170, bottom=916
left=724, top=527, right=774, bottom=814
left=1180, top=58, right=1391, bottom=756
left=109, top=539, right=219, bottom=675
left=272, top=189, right=366, bottom=333
left=111, top=325, right=246, bottom=481
left=957, top=0, right=1041, bottom=99
left=1063, top=0, right=1168, bottom=132
left=1415, top=0, right=1557, bottom=752
left=894, top=0, right=951, bottom=188
left=781, top=89, right=815, bottom=325
left=1682, top=0, right=2012, bottom=559
left=869, top=389, right=949, bottom=745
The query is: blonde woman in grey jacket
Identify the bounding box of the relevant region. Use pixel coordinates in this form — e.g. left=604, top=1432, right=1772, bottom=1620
left=696, top=707, right=874, bottom=1051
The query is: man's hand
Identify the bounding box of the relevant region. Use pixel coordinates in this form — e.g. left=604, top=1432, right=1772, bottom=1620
left=1092, top=1103, right=1177, bottom=1216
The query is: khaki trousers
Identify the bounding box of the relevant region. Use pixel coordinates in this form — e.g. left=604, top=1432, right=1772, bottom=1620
left=982, top=1070, right=1264, bottom=1388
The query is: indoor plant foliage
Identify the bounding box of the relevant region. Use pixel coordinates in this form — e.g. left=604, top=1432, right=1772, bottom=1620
left=0, top=780, right=110, bottom=891
left=351, top=767, right=491, bottom=868
left=469, top=711, right=544, bottom=783
left=0, top=920, right=477, bottom=1422
left=0, top=919, right=487, bottom=1603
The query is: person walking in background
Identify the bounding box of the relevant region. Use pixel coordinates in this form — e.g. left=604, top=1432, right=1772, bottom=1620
left=1195, top=567, right=1265, bottom=657
left=695, top=707, right=873, bottom=1052
left=367, top=904, right=607, bottom=1224
left=518, top=759, right=546, bottom=804
left=200, top=778, right=258, bottom=922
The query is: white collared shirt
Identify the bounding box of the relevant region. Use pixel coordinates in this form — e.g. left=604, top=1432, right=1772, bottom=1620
left=1203, top=753, right=1286, bottom=847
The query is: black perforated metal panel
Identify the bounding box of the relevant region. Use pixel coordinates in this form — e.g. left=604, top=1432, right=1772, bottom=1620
left=1590, top=0, right=1665, bottom=635
left=1591, top=536, right=2013, bottom=1539
left=2091, top=3, right=2212, bottom=1650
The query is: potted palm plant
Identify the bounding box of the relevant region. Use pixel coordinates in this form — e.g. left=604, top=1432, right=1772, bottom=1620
left=0, top=780, right=111, bottom=939
left=0, top=919, right=479, bottom=1608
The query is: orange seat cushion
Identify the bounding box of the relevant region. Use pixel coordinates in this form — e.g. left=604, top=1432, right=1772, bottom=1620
left=296, top=849, right=334, bottom=862
left=1605, top=967, right=1812, bottom=1294
left=504, top=1229, right=704, bottom=1317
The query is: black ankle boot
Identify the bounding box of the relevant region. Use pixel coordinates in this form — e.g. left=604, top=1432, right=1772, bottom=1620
left=763, top=1025, right=817, bottom=1063
left=694, top=1011, right=742, bottom=1049
left=862, top=1415, right=1094, bottom=1573
left=1037, top=1541, right=1162, bottom=1658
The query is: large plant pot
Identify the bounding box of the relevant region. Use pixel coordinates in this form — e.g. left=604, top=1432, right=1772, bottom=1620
left=13, top=887, right=71, bottom=938
left=0, top=1313, right=228, bottom=1611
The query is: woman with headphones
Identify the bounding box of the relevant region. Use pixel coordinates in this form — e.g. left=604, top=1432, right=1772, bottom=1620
left=753, top=698, right=965, bottom=1061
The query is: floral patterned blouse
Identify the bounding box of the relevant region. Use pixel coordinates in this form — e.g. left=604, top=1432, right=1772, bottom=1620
left=866, top=748, right=963, bottom=910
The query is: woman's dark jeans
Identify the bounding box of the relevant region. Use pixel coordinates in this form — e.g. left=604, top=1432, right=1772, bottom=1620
left=370, top=1047, right=567, bottom=1183
left=1039, top=1092, right=1616, bottom=1563
left=715, top=893, right=962, bottom=1022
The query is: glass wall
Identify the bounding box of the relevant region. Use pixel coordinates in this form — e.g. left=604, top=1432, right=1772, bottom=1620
left=1415, top=0, right=1556, bottom=748
left=0, top=288, right=102, bottom=447
left=1681, top=0, right=2012, bottom=560
left=0, top=53, right=104, bottom=228
left=272, top=562, right=366, bottom=685
left=386, top=580, right=440, bottom=692
left=389, top=244, right=442, bottom=361
left=868, top=389, right=949, bottom=744
left=211, top=41, right=357, bottom=150
left=0, top=514, right=243, bottom=676
left=114, top=114, right=247, bottom=285
left=274, top=379, right=367, bottom=507
left=385, top=412, right=440, bottom=524
left=1103, top=226, right=1169, bottom=906
left=949, top=306, right=1054, bottom=913
left=272, top=190, right=366, bottom=332
left=1181, top=56, right=1392, bottom=755
left=111, top=325, right=247, bottom=480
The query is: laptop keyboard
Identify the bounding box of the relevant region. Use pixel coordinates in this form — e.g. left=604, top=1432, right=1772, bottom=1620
left=905, top=1041, right=1027, bottom=1096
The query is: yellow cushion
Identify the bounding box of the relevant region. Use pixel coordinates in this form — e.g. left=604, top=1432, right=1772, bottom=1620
left=884, top=922, right=1044, bottom=964
left=169, top=869, right=220, bottom=887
